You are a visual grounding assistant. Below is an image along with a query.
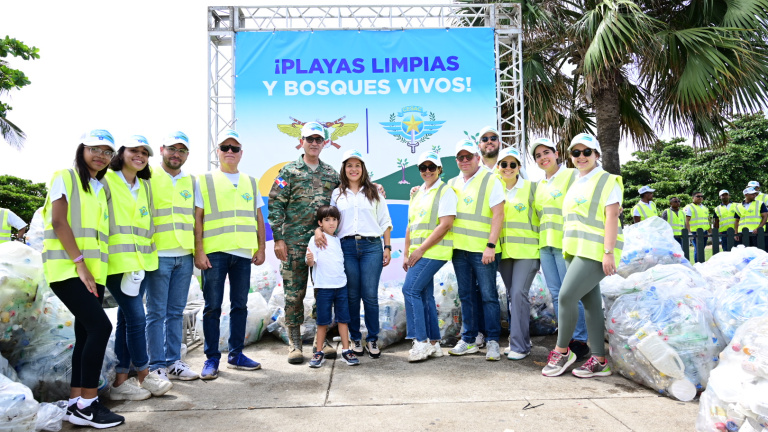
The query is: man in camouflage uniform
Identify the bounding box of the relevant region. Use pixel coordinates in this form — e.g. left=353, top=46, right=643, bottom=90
left=268, top=122, right=340, bottom=364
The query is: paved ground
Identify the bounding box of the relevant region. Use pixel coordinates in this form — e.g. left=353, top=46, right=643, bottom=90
left=63, top=334, right=699, bottom=431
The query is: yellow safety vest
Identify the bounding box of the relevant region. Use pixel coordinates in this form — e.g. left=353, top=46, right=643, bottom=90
left=535, top=168, right=578, bottom=250
left=684, top=204, right=710, bottom=232
left=714, top=204, right=738, bottom=233
left=408, top=181, right=454, bottom=261
left=448, top=170, right=501, bottom=253
left=149, top=167, right=195, bottom=252
left=102, top=170, right=158, bottom=275
left=42, top=169, right=110, bottom=285
left=0, top=209, right=12, bottom=243
left=662, top=209, right=685, bottom=236
left=737, top=201, right=763, bottom=231
left=756, top=192, right=767, bottom=206
left=562, top=171, right=624, bottom=266
left=632, top=201, right=658, bottom=221
left=501, top=179, right=539, bottom=259
left=199, top=170, right=260, bottom=254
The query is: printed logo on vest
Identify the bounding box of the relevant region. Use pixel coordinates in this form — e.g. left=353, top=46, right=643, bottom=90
left=418, top=209, right=428, bottom=217
left=242, top=193, right=253, bottom=202
left=104, top=210, right=109, bottom=221
left=574, top=196, right=588, bottom=205
left=550, top=189, right=563, bottom=199
left=463, top=196, right=474, bottom=205
left=140, top=206, right=149, bottom=217
left=180, top=190, right=192, bottom=200
left=513, top=203, right=527, bottom=212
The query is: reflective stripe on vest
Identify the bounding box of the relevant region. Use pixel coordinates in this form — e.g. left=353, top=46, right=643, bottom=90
left=501, top=180, right=539, bottom=259
left=662, top=209, right=685, bottom=236
left=102, top=170, right=158, bottom=275
left=738, top=202, right=763, bottom=231
left=408, top=182, right=453, bottom=261
left=562, top=171, right=624, bottom=266
left=42, top=169, right=110, bottom=285
left=150, top=168, right=195, bottom=251
left=632, top=201, right=658, bottom=221
left=0, top=209, right=11, bottom=243
left=685, top=204, right=710, bottom=231
left=715, top=204, right=737, bottom=232
left=449, top=170, right=499, bottom=253
left=535, top=168, right=578, bottom=249
left=200, top=171, right=260, bottom=254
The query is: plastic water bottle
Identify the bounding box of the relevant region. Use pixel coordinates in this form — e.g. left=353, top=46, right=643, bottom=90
left=636, top=332, right=686, bottom=379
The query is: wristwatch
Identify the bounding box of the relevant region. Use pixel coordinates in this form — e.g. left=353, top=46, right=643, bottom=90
left=486, top=242, right=496, bottom=249
left=384, top=245, right=392, bottom=250
left=604, top=249, right=613, bottom=254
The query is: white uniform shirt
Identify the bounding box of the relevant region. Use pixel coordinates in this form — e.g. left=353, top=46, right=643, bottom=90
left=454, top=166, right=505, bottom=208
left=306, top=235, right=346, bottom=288
left=683, top=203, right=707, bottom=217
left=49, top=174, right=105, bottom=203
left=3, top=209, right=27, bottom=229
left=416, top=180, right=458, bottom=218
left=194, top=170, right=264, bottom=259
left=632, top=201, right=655, bottom=217
left=114, top=170, right=141, bottom=200
left=331, top=186, right=392, bottom=238
left=157, top=168, right=193, bottom=258
left=567, top=167, right=623, bottom=207
left=539, top=164, right=568, bottom=186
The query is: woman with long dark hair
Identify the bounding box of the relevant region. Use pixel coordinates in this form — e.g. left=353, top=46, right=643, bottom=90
left=101, top=136, right=171, bottom=400
left=42, top=129, right=123, bottom=428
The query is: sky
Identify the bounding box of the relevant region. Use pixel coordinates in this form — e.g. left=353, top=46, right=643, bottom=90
left=0, top=0, right=637, bottom=185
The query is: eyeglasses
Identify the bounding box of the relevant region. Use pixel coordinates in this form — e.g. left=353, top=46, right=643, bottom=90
left=87, top=147, right=115, bottom=158
left=481, top=136, right=498, bottom=142
left=164, top=146, right=189, bottom=155
left=456, top=154, right=475, bottom=162
left=498, top=161, right=518, bottom=169
left=570, top=148, right=594, bottom=157
left=219, top=145, right=241, bottom=153
left=304, top=136, right=325, bottom=144
left=418, top=164, right=438, bottom=172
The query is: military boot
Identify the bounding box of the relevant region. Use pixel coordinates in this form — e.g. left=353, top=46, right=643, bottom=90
left=287, top=326, right=304, bottom=364
left=313, top=333, right=337, bottom=359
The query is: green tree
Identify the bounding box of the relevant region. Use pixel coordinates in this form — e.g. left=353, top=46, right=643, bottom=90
left=1, top=36, right=40, bottom=148
left=0, top=175, right=46, bottom=225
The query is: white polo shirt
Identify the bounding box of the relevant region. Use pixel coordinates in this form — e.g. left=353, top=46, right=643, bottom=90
left=331, top=186, right=392, bottom=238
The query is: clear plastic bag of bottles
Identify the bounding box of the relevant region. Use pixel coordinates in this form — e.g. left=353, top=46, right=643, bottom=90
left=249, top=262, right=279, bottom=302
left=432, top=263, right=462, bottom=346
left=606, top=284, right=724, bottom=401
left=694, top=246, right=767, bottom=292
left=266, top=284, right=317, bottom=344
left=24, top=208, right=44, bottom=253
left=528, top=272, right=557, bottom=336
left=601, top=263, right=708, bottom=312
left=359, top=282, right=407, bottom=349
left=0, top=372, right=38, bottom=431
left=712, top=271, right=768, bottom=343
left=618, top=216, right=691, bottom=278
left=0, top=242, right=46, bottom=352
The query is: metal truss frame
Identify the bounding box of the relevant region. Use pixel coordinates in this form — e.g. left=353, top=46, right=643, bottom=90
left=208, top=4, right=522, bottom=168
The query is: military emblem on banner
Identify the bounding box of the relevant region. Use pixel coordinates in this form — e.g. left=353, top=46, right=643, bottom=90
left=380, top=106, right=445, bottom=153
left=276, top=116, right=359, bottom=150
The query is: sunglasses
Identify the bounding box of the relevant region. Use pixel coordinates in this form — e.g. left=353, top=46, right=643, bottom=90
left=481, top=136, right=498, bottom=142
left=304, top=136, right=325, bottom=144
left=418, top=164, right=438, bottom=172
left=570, top=148, right=594, bottom=157
left=219, top=144, right=241, bottom=153
left=456, top=154, right=475, bottom=162
left=87, top=147, right=115, bottom=158
left=164, top=146, right=189, bottom=155
left=498, top=161, right=518, bottom=169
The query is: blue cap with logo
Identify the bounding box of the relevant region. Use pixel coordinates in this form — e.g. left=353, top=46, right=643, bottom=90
left=80, top=129, right=116, bottom=150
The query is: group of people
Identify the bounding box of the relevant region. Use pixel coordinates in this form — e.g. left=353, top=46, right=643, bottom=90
left=28, top=122, right=626, bottom=429
left=632, top=182, right=768, bottom=261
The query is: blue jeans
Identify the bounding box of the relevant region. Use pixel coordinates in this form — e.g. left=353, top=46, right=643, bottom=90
left=539, top=246, right=588, bottom=342
left=341, top=237, right=383, bottom=342
left=202, top=252, right=251, bottom=359
left=720, top=233, right=732, bottom=252
left=315, top=287, right=351, bottom=326
left=691, top=238, right=706, bottom=263
left=402, top=257, right=445, bottom=342
left=106, top=273, right=149, bottom=374
left=452, top=250, right=501, bottom=343
left=142, top=255, right=194, bottom=370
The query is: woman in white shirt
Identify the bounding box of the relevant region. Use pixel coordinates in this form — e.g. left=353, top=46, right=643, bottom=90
left=331, top=149, right=392, bottom=358
left=541, top=133, right=623, bottom=379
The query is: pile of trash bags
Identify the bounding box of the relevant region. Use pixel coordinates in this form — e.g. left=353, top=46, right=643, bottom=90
left=0, top=370, right=67, bottom=431
left=617, top=216, right=691, bottom=278
left=359, top=282, right=407, bottom=349
left=694, top=247, right=765, bottom=292
left=696, top=316, right=768, bottom=431
left=712, top=271, right=768, bottom=343
left=601, top=263, right=708, bottom=312
left=24, top=209, right=44, bottom=253
left=250, top=263, right=279, bottom=302
left=0, top=242, right=46, bottom=353
left=267, top=284, right=318, bottom=344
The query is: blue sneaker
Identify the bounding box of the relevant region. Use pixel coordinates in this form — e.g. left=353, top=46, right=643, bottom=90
left=201, top=358, right=219, bottom=380
left=342, top=349, right=360, bottom=366
left=308, top=351, right=325, bottom=368
left=227, top=353, right=262, bottom=371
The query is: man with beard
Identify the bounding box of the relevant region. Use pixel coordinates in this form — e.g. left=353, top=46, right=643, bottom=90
left=142, top=132, right=201, bottom=381
left=477, top=126, right=501, bottom=171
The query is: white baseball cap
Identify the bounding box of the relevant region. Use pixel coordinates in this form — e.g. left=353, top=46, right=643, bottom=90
left=719, top=189, right=730, bottom=196
left=80, top=129, right=116, bottom=150
left=744, top=187, right=758, bottom=195
left=417, top=151, right=442, bottom=167
left=455, top=139, right=480, bottom=156
left=342, top=149, right=365, bottom=165
left=568, top=133, right=601, bottom=153
left=163, top=131, right=190, bottom=148
left=477, top=126, right=500, bottom=139
left=748, top=181, right=760, bottom=188
left=121, top=270, right=145, bottom=297
left=301, top=121, right=327, bottom=139
left=529, top=137, right=556, bottom=157
left=217, top=129, right=241, bottom=146
left=121, top=135, right=154, bottom=157
left=498, top=147, right=522, bottom=164
left=638, top=186, right=656, bottom=195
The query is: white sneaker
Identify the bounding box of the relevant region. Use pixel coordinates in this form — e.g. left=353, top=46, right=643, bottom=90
left=475, top=332, right=486, bottom=349
left=151, top=367, right=170, bottom=381
left=142, top=370, right=173, bottom=396
left=507, top=350, right=529, bottom=360
left=449, top=340, right=479, bottom=356
left=428, top=342, right=444, bottom=358
left=109, top=377, right=151, bottom=401
left=168, top=360, right=200, bottom=381
left=485, top=340, right=501, bottom=361
left=408, top=341, right=431, bottom=362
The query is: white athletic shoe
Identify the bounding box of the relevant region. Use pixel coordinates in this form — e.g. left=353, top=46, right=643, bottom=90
left=142, top=370, right=173, bottom=396
left=428, top=342, right=444, bottom=358
left=485, top=340, right=501, bottom=361
left=408, top=341, right=432, bottom=362
left=168, top=360, right=200, bottom=381
left=109, top=378, right=151, bottom=401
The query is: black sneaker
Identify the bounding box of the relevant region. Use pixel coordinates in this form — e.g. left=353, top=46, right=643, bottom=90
left=341, top=349, right=360, bottom=366
left=569, top=339, right=591, bottom=361
left=69, top=400, right=125, bottom=429
left=350, top=339, right=364, bottom=356
left=366, top=340, right=381, bottom=359
left=64, top=402, right=75, bottom=422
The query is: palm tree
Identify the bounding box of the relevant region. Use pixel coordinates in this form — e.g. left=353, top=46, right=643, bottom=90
left=0, top=36, right=40, bottom=148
